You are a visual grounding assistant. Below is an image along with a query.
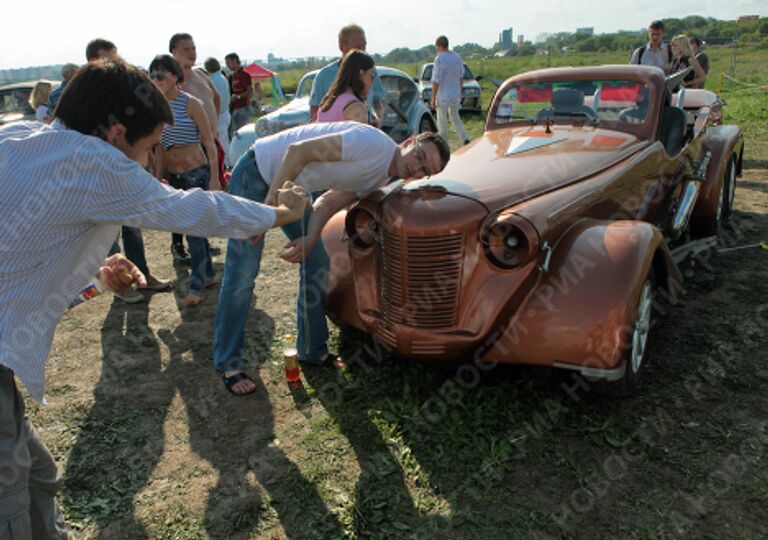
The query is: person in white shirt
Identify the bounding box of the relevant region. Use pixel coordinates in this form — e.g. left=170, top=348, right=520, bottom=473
left=204, top=56, right=232, bottom=166
left=430, top=35, right=470, bottom=146
left=0, top=59, right=309, bottom=537
left=214, top=122, right=451, bottom=395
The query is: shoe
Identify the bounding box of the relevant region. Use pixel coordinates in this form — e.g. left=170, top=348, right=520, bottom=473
left=114, top=287, right=144, bottom=304
left=171, top=245, right=191, bottom=265
left=138, top=275, right=173, bottom=292
left=299, top=353, right=345, bottom=369
left=464, top=139, right=471, bottom=146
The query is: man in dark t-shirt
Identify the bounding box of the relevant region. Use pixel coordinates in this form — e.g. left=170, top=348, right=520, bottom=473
left=225, top=52, right=254, bottom=134
left=690, top=37, right=709, bottom=88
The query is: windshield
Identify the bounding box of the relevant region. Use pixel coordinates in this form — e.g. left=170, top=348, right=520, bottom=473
left=493, top=79, right=651, bottom=127
left=421, top=64, right=475, bottom=81
left=0, top=88, right=33, bottom=114
left=295, top=73, right=316, bottom=99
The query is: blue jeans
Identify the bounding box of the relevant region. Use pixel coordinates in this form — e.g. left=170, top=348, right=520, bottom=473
left=110, top=226, right=150, bottom=278
left=213, top=152, right=330, bottom=373
left=167, top=165, right=215, bottom=295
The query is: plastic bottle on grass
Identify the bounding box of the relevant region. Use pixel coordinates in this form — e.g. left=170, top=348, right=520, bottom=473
left=282, top=334, right=301, bottom=383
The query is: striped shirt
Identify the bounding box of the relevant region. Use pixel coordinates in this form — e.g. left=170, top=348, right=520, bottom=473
left=0, top=121, right=277, bottom=402
left=160, top=91, right=201, bottom=149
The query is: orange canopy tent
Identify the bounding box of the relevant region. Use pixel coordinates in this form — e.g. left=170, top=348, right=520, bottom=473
left=243, top=63, right=285, bottom=107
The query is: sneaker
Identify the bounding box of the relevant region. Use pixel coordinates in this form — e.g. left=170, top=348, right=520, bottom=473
left=171, top=245, right=191, bottom=265
left=138, top=275, right=173, bottom=292
left=114, top=287, right=145, bottom=304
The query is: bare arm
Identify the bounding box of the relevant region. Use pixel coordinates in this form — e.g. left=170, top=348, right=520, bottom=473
left=431, top=82, right=440, bottom=109
left=281, top=189, right=359, bottom=262
left=684, top=56, right=707, bottom=88
left=207, top=78, right=221, bottom=116
left=152, top=144, right=166, bottom=181
left=310, top=105, right=320, bottom=122
left=188, top=97, right=220, bottom=190
left=264, top=134, right=342, bottom=204
left=343, top=101, right=368, bottom=123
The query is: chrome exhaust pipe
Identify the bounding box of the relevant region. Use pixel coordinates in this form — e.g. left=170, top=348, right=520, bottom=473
left=672, top=181, right=701, bottom=237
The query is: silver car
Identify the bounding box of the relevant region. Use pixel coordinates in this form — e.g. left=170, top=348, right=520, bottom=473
left=228, top=66, right=437, bottom=164
left=416, top=62, right=482, bottom=113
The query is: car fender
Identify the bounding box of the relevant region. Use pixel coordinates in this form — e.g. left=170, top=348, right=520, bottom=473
left=480, top=219, right=681, bottom=369
left=693, top=125, right=744, bottom=218
left=409, top=101, right=434, bottom=134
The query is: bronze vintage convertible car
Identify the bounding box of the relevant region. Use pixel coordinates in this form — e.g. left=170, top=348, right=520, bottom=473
left=321, top=65, right=744, bottom=394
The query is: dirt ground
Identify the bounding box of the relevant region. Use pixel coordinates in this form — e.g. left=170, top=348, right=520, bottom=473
left=26, top=159, right=768, bottom=538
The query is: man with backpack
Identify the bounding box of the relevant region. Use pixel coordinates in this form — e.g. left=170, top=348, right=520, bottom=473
left=630, top=20, right=671, bottom=74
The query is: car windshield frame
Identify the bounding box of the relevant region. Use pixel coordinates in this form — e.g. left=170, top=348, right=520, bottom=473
left=488, top=76, right=657, bottom=137
left=421, top=63, right=475, bottom=82
left=295, top=73, right=316, bottom=99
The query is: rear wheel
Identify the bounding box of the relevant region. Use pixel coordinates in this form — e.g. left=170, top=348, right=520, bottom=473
left=693, top=156, right=735, bottom=236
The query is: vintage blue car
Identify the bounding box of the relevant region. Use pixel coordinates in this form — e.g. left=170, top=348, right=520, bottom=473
left=227, top=66, right=437, bottom=164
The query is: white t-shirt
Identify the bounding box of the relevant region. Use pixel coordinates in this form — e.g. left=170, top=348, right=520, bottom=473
left=431, top=51, right=464, bottom=107
left=253, top=122, right=397, bottom=197
left=35, top=105, right=48, bottom=122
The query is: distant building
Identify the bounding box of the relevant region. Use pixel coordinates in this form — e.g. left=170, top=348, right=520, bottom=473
left=736, top=15, right=759, bottom=22
left=517, top=35, right=525, bottom=47
left=498, top=28, right=513, bottom=49
left=576, top=27, right=594, bottom=35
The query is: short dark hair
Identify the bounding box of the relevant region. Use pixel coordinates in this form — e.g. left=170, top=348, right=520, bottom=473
left=690, top=37, right=702, bottom=47
left=415, top=132, right=451, bottom=169
left=85, top=38, right=116, bottom=61
left=149, top=54, right=185, bottom=83
left=204, top=57, right=221, bottom=73
left=225, top=52, right=240, bottom=63
left=338, top=24, right=365, bottom=46
left=55, top=60, right=173, bottom=145
left=649, top=20, right=665, bottom=31
left=169, top=33, right=193, bottom=52
left=435, top=35, right=449, bottom=49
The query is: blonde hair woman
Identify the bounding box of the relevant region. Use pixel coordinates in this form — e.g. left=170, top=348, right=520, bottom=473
left=29, top=81, right=53, bottom=122
left=670, top=35, right=706, bottom=89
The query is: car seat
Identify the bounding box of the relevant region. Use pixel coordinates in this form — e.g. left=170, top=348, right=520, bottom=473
left=658, top=105, right=687, bottom=156
left=536, top=88, right=595, bottom=121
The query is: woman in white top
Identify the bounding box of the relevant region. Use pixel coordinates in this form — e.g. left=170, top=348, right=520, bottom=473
left=29, top=81, right=52, bottom=122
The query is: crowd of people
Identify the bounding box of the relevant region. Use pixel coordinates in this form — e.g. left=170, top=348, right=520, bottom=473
left=630, top=19, right=709, bottom=88
left=0, top=22, right=453, bottom=537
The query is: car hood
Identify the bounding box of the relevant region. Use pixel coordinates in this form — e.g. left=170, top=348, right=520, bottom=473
left=260, top=96, right=310, bottom=123
left=403, top=125, right=649, bottom=212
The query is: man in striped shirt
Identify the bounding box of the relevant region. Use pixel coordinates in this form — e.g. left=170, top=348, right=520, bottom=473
left=0, top=60, right=308, bottom=537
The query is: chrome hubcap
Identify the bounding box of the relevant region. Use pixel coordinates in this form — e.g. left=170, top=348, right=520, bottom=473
left=631, top=280, right=653, bottom=374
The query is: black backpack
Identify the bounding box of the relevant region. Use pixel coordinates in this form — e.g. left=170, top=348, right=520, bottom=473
left=633, top=43, right=672, bottom=64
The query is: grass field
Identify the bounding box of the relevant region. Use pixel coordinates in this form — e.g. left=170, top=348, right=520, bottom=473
left=24, top=49, right=768, bottom=539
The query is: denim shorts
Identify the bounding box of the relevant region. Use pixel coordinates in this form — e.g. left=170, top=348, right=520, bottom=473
left=166, top=164, right=211, bottom=191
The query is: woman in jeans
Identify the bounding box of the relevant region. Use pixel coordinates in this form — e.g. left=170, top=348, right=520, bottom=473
left=150, top=54, right=220, bottom=305
left=317, top=49, right=375, bottom=123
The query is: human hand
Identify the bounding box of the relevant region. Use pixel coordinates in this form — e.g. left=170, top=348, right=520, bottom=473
left=276, top=181, right=309, bottom=222
left=280, top=235, right=318, bottom=263
left=99, top=253, right=147, bottom=295
left=209, top=174, right=222, bottom=192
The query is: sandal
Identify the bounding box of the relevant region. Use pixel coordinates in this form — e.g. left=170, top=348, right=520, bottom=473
left=220, top=371, right=257, bottom=396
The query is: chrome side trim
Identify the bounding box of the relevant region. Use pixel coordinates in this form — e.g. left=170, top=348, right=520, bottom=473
left=553, top=360, right=626, bottom=381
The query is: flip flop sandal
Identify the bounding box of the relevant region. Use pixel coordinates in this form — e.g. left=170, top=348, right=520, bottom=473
left=220, top=372, right=257, bottom=396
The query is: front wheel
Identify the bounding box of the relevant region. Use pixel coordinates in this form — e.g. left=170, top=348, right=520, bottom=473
left=597, top=272, right=655, bottom=397
left=693, top=156, right=736, bottom=236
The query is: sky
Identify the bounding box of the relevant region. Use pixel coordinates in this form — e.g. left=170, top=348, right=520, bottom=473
left=1, top=0, right=766, bottom=70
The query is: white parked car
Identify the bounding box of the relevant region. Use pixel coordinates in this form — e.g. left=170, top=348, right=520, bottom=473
left=415, top=63, right=482, bottom=113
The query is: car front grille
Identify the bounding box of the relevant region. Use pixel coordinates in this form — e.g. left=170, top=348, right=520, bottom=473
left=380, top=230, right=463, bottom=329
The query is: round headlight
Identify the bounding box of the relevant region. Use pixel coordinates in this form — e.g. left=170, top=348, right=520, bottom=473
left=480, top=211, right=540, bottom=269
left=345, top=207, right=379, bottom=249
